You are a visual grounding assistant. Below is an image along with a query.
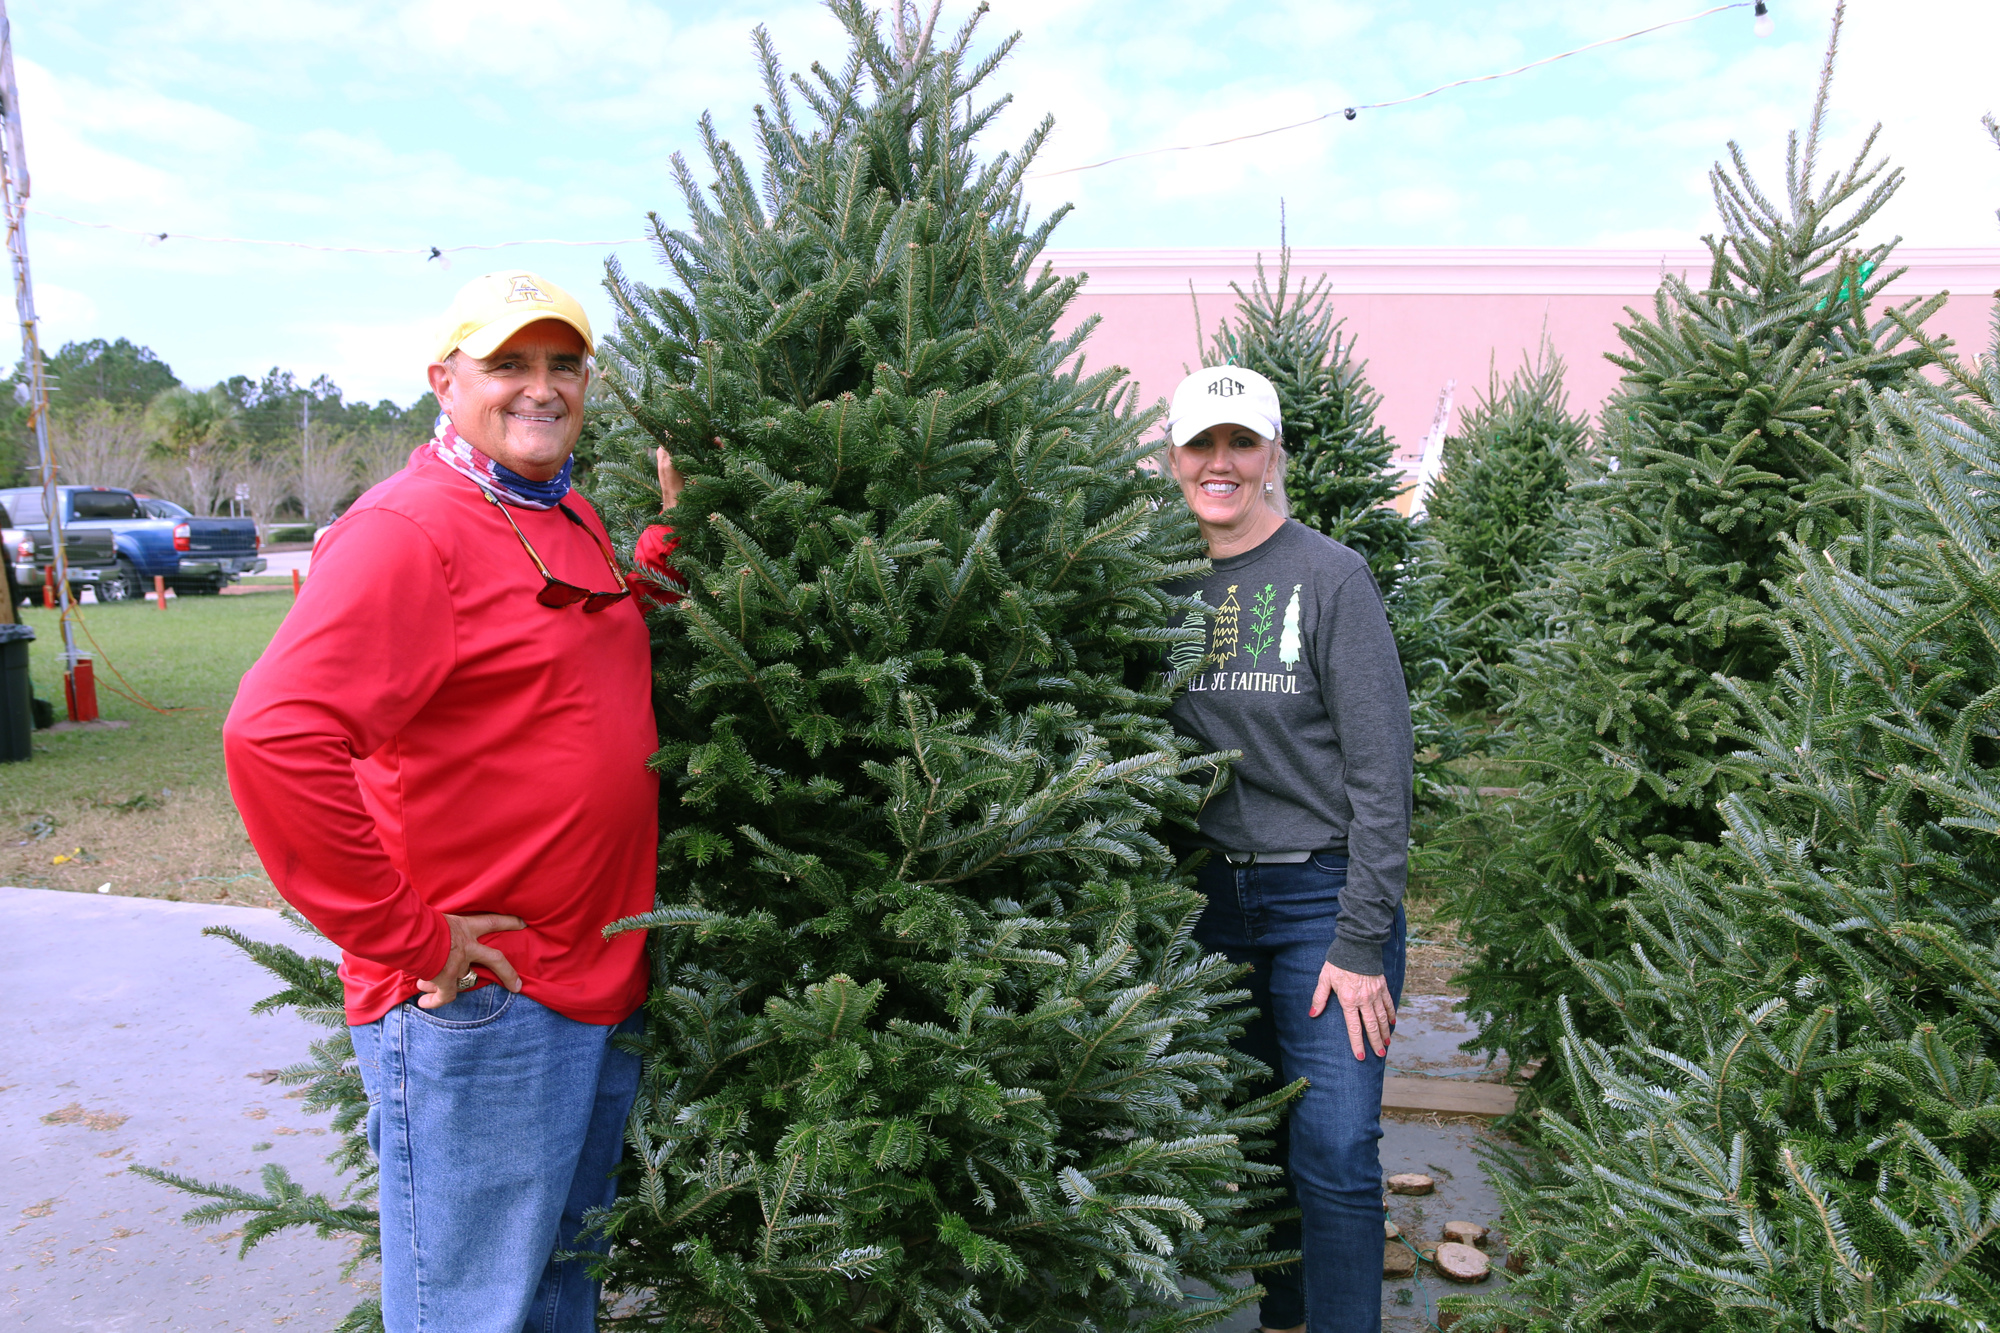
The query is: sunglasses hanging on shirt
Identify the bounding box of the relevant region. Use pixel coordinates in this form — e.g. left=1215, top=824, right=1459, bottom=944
left=483, top=491, right=632, bottom=613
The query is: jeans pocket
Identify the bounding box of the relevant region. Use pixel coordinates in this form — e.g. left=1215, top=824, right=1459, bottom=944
left=403, top=984, right=516, bottom=1030
left=1309, top=850, right=1349, bottom=876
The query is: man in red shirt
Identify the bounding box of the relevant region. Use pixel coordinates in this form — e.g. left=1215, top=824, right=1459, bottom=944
left=225, top=271, right=676, bottom=1333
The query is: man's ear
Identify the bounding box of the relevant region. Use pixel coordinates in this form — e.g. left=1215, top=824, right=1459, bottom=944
left=426, top=359, right=455, bottom=408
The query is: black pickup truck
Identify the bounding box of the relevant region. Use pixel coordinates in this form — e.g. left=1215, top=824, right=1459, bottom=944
left=1, top=496, right=120, bottom=605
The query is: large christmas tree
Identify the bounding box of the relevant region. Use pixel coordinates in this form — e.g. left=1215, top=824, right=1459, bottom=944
left=581, top=4, right=1290, bottom=1328
left=1440, top=11, right=1945, bottom=1078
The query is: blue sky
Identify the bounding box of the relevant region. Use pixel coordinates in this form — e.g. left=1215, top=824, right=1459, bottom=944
left=15, top=0, right=2000, bottom=406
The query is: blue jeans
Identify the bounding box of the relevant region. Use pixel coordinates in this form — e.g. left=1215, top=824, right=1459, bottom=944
left=351, top=987, right=644, bottom=1333
left=1192, top=852, right=1406, bottom=1333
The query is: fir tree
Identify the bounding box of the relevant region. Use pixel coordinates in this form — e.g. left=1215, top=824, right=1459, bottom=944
left=1438, top=8, right=1946, bottom=1079
left=581, top=5, right=1291, bottom=1328
left=1447, top=308, right=2000, bottom=1333
left=1423, top=343, right=1586, bottom=709
left=1204, top=248, right=1412, bottom=588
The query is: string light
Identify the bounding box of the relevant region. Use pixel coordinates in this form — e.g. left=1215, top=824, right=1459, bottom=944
left=27, top=3, right=1777, bottom=249
left=26, top=208, right=647, bottom=259
left=1030, top=2, right=1756, bottom=180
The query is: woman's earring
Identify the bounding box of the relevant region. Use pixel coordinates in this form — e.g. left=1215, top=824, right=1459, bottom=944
left=1263, top=481, right=1274, bottom=494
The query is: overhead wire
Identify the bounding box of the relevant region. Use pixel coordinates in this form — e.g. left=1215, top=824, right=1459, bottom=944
left=22, top=3, right=1760, bottom=253
left=1026, top=3, right=1754, bottom=180
left=25, top=206, right=648, bottom=258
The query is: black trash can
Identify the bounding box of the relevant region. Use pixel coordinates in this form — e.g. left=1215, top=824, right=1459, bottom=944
left=0, top=622, right=35, bottom=763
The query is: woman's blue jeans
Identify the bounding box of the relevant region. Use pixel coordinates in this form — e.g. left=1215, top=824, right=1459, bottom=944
left=1192, top=852, right=1406, bottom=1333
left=350, top=987, right=643, bottom=1333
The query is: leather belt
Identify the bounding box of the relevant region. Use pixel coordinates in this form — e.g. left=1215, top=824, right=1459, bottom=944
left=1220, top=849, right=1313, bottom=865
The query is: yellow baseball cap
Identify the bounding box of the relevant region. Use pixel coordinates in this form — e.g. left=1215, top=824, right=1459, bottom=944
left=432, top=270, right=595, bottom=363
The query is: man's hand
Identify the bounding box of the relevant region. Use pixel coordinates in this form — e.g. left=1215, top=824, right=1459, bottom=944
left=656, top=447, right=685, bottom=514
left=1309, top=962, right=1396, bottom=1060
left=415, top=913, right=526, bottom=1009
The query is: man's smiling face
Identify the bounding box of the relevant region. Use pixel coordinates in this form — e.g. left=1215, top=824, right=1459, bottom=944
left=427, top=320, right=589, bottom=480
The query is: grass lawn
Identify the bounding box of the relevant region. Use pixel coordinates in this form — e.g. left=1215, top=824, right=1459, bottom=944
left=0, top=592, right=295, bottom=907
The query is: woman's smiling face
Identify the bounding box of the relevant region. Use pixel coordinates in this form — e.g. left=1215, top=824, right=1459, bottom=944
left=1170, top=421, right=1279, bottom=535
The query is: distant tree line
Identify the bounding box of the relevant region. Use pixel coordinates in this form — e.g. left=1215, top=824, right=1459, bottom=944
left=3, top=337, right=436, bottom=530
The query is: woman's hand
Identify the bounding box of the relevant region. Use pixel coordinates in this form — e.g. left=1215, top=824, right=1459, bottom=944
left=1310, top=962, right=1396, bottom=1060
left=656, top=446, right=685, bottom=514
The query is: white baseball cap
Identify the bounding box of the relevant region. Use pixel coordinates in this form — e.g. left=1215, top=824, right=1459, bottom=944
left=1167, top=366, right=1283, bottom=447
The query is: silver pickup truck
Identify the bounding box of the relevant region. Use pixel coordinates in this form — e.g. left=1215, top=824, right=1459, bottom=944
left=2, top=497, right=119, bottom=605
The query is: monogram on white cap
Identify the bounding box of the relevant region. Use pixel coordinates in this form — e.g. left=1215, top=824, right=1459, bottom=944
left=1167, top=365, right=1283, bottom=447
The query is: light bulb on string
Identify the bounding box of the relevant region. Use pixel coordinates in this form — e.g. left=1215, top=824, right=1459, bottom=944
left=1754, top=1, right=1774, bottom=38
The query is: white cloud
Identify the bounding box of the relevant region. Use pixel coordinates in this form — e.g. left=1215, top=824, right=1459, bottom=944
left=33, top=283, right=99, bottom=338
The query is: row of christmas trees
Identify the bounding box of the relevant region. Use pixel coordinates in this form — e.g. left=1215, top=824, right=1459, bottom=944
left=149, top=1, right=1997, bottom=1327
left=1418, top=19, right=2000, bottom=1328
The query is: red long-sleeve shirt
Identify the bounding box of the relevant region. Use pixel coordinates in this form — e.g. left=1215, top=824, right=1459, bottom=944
left=224, top=453, right=661, bottom=1024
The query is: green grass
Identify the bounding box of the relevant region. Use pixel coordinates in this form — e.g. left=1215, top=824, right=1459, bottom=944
left=0, top=593, right=294, bottom=905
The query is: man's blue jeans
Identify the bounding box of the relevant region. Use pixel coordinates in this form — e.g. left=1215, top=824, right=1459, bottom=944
left=1192, top=852, right=1406, bottom=1333
left=350, top=987, right=643, bottom=1333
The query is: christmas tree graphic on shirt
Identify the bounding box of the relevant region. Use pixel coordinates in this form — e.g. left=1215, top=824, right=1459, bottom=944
left=1173, top=581, right=1305, bottom=696
left=1279, top=585, right=1303, bottom=670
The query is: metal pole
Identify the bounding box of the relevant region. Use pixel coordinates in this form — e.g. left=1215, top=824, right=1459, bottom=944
left=0, top=4, right=77, bottom=682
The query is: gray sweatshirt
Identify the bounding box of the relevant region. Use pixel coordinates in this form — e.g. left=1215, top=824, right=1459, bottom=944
left=1164, top=520, right=1414, bottom=975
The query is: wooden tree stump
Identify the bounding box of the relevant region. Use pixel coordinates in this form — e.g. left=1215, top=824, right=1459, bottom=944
left=1383, top=1241, right=1417, bottom=1278
left=1386, top=1172, right=1435, bottom=1195
left=1433, top=1241, right=1491, bottom=1283
left=1442, top=1219, right=1489, bottom=1248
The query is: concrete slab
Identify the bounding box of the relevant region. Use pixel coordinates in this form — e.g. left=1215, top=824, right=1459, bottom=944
left=0, top=886, right=374, bottom=1329
left=1382, top=1076, right=1516, bottom=1119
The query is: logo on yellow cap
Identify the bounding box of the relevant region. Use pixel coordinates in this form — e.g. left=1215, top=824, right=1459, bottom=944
left=506, top=276, right=552, bottom=305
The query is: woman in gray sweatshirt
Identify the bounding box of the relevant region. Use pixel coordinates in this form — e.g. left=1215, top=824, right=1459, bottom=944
left=1161, top=366, right=1413, bottom=1333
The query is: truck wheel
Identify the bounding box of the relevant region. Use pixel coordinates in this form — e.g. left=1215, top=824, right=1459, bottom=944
left=96, top=559, right=141, bottom=602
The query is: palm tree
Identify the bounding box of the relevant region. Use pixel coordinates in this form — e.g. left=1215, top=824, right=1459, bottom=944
left=144, top=386, right=238, bottom=514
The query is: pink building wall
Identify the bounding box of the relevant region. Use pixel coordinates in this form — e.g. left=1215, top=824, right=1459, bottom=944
left=1044, top=248, right=2000, bottom=501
